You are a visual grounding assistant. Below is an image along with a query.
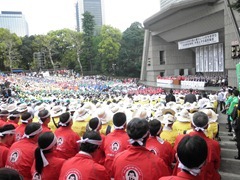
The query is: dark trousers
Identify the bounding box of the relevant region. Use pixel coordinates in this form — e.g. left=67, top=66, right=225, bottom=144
left=236, top=130, right=240, bottom=156
left=227, top=115, right=232, bottom=132
left=218, top=101, right=225, bottom=111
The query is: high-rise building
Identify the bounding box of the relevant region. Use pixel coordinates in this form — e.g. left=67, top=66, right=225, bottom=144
left=0, top=11, right=29, bottom=37
left=160, top=0, right=185, bottom=10
left=76, top=0, right=104, bottom=32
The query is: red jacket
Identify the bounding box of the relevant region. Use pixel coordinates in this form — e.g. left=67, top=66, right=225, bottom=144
left=103, top=129, right=130, bottom=176
left=31, top=152, right=65, bottom=180
left=54, top=126, right=80, bottom=159
left=5, top=138, right=37, bottom=180
left=173, top=131, right=221, bottom=180
left=0, top=119, right=7, bottom=128
left=0, top=143, right=9, bottom=168
left=15, top=124, right=27, bottom=141
left=159, top=171, right=202, bottom=180
left=92, top=134, right=105, bottom=165
left=59, top=152, right=110, bottom=180
left=112, top=145, right=171, bottom=180
left=146, top=136, right=174, bottom=173
left=41, top=124, right=51, bottom=133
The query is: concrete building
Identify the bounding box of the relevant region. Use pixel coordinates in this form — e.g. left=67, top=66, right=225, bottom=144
left=0, top=11, right=29, bottom=37
left=141, top=0, right=240, bottom=87
left=160, top=0, right=185, bottom=10
left=75, top=0, right=104, bottom=32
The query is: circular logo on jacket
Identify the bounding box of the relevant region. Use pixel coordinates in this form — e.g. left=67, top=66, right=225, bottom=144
left=10, top=151, right=20, bottom=163
left=111, top=141, right=120, bottom=152
left=123, top=165, right=142, bottom=180
left=65, top=169, right=81, bottom=180
left=57, top=137, right=63, bottom=145
left=32, top=172, right=41, bottom=180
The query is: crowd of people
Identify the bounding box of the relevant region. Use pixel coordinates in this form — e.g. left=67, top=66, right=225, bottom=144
left=0, top=72, right=234, bottom=180
left=157, top=74, right=228, bottom=87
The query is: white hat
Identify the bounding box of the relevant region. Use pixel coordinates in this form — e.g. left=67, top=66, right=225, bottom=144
left=200, top=109, right=218, bottom=123
left=51, top=105, right=66, bottom=118
left=176, top=109, right=191, bottom=122
left=73, top=108, right=90, bottom=122
left=162, top=114, right=176, bottom=125
left=97, top=108, right=111, bottom=124
left=17, top=104, right=28, bottom=113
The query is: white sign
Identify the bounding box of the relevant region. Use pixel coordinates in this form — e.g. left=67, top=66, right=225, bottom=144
left=178, top=33, right=219, bottom=49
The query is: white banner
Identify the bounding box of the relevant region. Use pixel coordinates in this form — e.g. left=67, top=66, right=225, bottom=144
left=178, top=33, right=219, bottom=49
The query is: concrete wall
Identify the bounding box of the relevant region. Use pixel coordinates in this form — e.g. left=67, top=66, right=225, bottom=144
left=224, top=0, right=240, bottom=87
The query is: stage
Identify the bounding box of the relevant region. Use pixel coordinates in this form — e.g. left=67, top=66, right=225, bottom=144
left=139, top=81, right=221, bottom=92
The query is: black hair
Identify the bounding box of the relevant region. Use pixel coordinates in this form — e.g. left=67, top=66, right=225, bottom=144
left=87, top=117, right=101, bottom=131
left=177, top=135, right=208, bottom=169
left=34, top=132, right=56, bottom=174
left=113, top=112, right=126, bottom=127
left=170, top=89, right=173, bottom=94
left=24, top=122, right=41, bottom=138
left=0, top=124, right=15, bottom=138
left=192, top=112, right=208, bottom=131
left=233, top=89, right=239, bottom=97
left=149, top=119, right=161, bottom=136
left=38, top=110, right=50, bottom=123
left=21, top=112, right=32, bottom=124
left=8, top=110, right=20, bottom=121
left=189, top=89, right=193, bottom=93
left=0, top=167, right=23, bottom=180
left=127, top=118, right=149, bottom=146
left=80, top=131, right=101, bottom=153
left=59, top=112, right=71, bottom=127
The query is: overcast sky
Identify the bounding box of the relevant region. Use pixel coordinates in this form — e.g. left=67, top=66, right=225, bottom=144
left=0, top=0, right=160, bottom=35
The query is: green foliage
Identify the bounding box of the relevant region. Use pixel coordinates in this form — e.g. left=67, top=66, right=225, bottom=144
left=81, top=12, right=96, bottom=71
left=98, top=25, right=122, bottom=75
left=0, top=28, right=22, bottom=71
left=117, top=22, right=144, bottom=77
left=230, top=0, right=240, bottom=12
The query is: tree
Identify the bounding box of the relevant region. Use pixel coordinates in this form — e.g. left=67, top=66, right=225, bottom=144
left=230, top=0, right=240, bottom=12
left=19, top=35, right=36, bottom=70
left=118, top=22, right=144, bottom=77
left=98, top=25, right=122, bottom=75
left=81, top=11, right=96, bottom=72
left=0, top=28, right=22, bottom=71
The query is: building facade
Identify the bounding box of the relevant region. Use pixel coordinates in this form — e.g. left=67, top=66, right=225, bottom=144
left=75, top=0, right=104, bottom=32
left=0, top=11, right=29, bottom=37
left=141, top=0, right=240, bottom=87
left=160, top=0, right=185, bottom=10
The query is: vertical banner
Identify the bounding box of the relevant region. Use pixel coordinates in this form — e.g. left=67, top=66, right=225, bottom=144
left=213, top=44, right=219, bottom=72
left=196, top=47, right=200, bottom=72
left=199, top=47, right=204, bottom=72
left=218, top=43, right=224, bottom=72
left=236, top=64, right=240, bottom=90
left=209, top=45, right=214, bottom=72
left=204, top=46, right=209, bottom=72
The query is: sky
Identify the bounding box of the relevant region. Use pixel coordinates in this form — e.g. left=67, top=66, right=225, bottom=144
left=0, top=0, right=160, bottom=35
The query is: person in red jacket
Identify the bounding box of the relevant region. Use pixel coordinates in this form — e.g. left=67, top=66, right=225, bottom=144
left=87, top=117, right=106, bottom=165
left=7, top=110, right=20, bottom=128
left=31, top=131, right=65, bottom=180
left=173, top=112, right=221, bottom=180
left=112, top=118, right=171, bottom=180
left=146, top=119, right=174, bottom=173
left=15, top=112, right=33, bottom=141
left=0, top=124, right=15, bottom=168
left=38, top=109, right=52, bottom=133
left=0, top=110, right=9, bottom=128
left=5, top=122, right=42, bottom=180
left=59, top=131, right=110, bottom=180
left=104, top=112, right=130, bottom=176
left=159, top=135, right=208, bottom=180
left=54, top=112, right=80, bottom=159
